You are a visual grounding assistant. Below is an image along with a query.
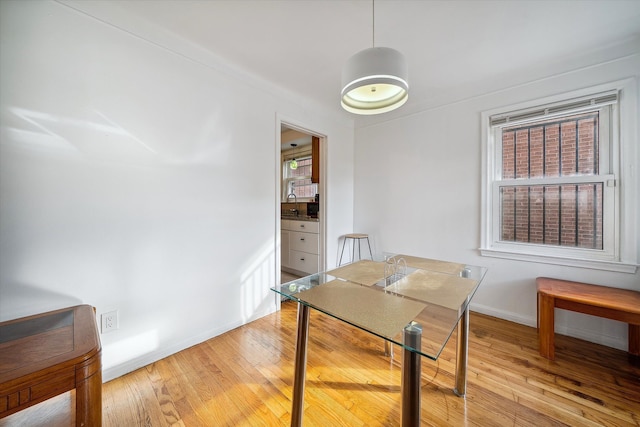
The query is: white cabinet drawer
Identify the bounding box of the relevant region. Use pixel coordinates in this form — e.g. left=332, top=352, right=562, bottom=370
left=281, top=219, right=320, bottom=275
left=289, top=220, right=319, bottom=233
left=290, top=231, right=319, bottom=254
left=289, top=250, right=319, bottom=275
left=281, top=230, right=290, bottom=268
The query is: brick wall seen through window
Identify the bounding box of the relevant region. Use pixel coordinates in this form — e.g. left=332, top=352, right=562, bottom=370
left=285, top=158, right=317, bottom=199
left=499, top=112, right=603, bottom=249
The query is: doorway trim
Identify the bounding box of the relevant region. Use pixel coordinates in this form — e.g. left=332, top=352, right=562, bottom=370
left=275, top=114, right=328, bottom=292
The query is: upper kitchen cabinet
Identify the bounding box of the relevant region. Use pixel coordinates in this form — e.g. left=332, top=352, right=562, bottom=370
left=312, top=136, right=319, bottom=184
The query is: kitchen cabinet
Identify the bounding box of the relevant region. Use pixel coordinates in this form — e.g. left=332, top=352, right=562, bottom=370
left=281, top=219, right=319, bottom=275
left=290, top=230, right=319, bottom=254
left=281, top=230, right=290, bottom=269
left=311, top=136, right=320, bottom=184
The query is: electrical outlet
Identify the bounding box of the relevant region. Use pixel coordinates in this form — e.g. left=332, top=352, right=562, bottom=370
left=101, top=310, right=118, bottom=333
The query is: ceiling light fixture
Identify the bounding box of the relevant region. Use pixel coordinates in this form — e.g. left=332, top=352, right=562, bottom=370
left=341, top=0, right=408, bottom=115
left=289, top=143, right=298, bottom=170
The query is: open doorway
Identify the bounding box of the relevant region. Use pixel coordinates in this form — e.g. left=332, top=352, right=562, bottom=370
left=278, top=122, right=325, bottom=285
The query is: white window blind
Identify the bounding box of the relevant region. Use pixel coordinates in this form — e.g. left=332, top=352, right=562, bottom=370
left=489, top=91, right=618, bottom=126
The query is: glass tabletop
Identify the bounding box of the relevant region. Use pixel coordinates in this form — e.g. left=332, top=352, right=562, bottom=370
left=272, top=254, right=487, bottom=360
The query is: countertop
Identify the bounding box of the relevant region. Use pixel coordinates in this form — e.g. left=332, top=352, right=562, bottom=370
left=281, top=216, right=319, bottom=222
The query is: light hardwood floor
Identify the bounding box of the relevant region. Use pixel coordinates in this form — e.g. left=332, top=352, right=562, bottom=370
left=2, top=301, right=639, bottom=426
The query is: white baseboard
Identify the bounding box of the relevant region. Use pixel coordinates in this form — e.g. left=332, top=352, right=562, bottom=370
left=469, top=302, right=627, bottom=352
left=104, top=301, right=629, bottom=382
left=470, top=302, right=536, bottom=327
left=102, top=306, right=277, bottom=382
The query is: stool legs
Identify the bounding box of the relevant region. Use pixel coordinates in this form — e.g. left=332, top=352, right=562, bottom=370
left=339, top=236, right=373, bottom=266
left=339, top=238, right=348, bottom=266
left=352, top=238, right=358, bottom=262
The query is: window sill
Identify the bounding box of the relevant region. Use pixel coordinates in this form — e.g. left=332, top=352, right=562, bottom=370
left=479, top=248, right=638, bottom=274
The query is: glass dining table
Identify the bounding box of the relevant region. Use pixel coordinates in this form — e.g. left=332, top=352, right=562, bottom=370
left=272, top=254, right=487, bottom=427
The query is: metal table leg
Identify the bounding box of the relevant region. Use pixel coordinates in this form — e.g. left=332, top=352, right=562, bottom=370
left=291, top=304, right=310, bottom=427
left=454, top=306, right=469, bottom=397
left=401, top=322, right=422, bottom=427
left=384, top=340, right=394, bottom=358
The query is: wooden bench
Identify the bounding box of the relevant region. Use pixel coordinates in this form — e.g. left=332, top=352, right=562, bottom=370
left=0, top=305, right=102, bottom=425
left=536, top=277, right=640, bottom=360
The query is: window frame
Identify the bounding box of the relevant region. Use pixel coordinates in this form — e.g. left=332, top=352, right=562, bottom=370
left=480, top=80, right=638, bottom=273
left=281, top=155, right=317, bottom=202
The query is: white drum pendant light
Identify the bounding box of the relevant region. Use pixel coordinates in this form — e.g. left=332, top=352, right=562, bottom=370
left=341, top=1, right=408, bottom=115
left=341, top=47, right=408, bottom=114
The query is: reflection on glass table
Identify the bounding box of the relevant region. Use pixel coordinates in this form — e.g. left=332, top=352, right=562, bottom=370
left=272, top=254, right=487, bottom=427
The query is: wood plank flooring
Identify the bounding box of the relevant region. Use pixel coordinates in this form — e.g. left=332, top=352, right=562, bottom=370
left=2, top=300, right=639, bottom=426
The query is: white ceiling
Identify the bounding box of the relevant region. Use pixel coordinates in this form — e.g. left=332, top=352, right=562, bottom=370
left=63, top=0, right=640, bottom=125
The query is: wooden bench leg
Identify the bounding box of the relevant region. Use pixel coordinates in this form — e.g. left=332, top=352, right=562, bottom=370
left=538, top=292, right=555, bottom=360
left=75, top=352, right=102, bottom=427
left=629, top=324, right=640, bottom=356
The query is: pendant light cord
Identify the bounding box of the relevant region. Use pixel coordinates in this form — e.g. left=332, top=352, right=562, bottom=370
left=372, top=0, right=375, bottom=47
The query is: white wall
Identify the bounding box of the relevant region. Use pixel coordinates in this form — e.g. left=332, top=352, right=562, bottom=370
left=0, top=1, right=354, bottom=380
left=354, top=46, right=640, bottom=351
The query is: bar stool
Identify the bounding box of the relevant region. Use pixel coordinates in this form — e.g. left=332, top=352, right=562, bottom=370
left=339, top=233, right=373, bottom=265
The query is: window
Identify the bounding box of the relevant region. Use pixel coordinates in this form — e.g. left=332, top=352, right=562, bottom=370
left=499, top=111, right=608, bottom=251
left=283, top=157, right=317, bottom=200
left=481, top=81, right=638, bottom=273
